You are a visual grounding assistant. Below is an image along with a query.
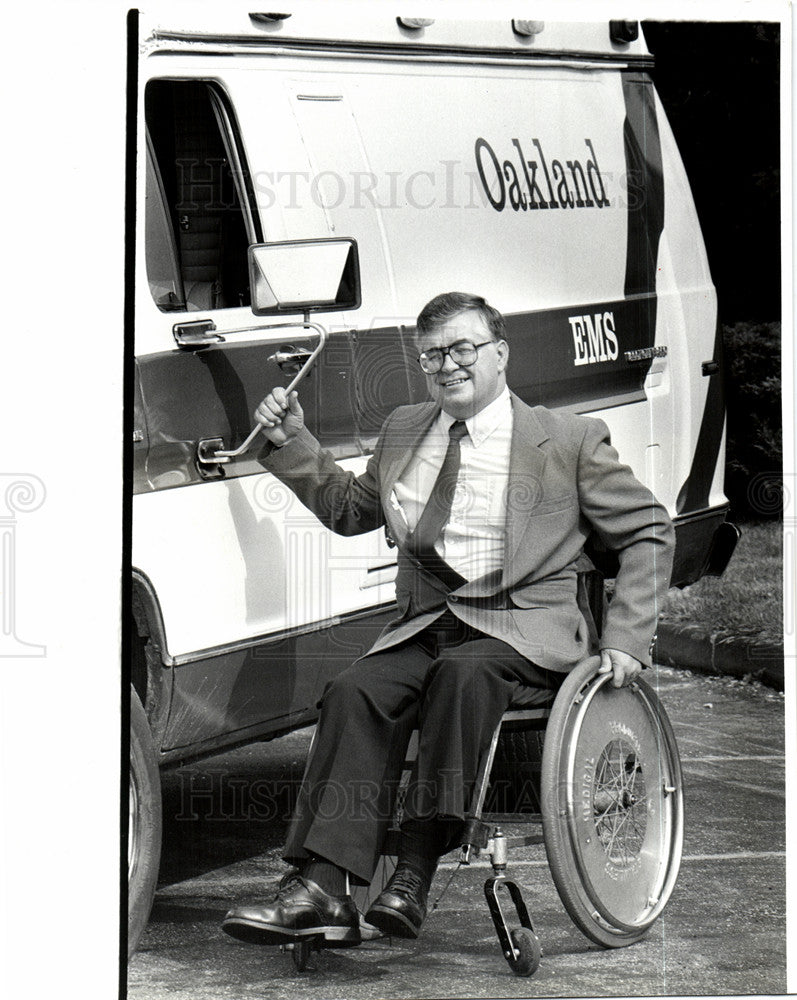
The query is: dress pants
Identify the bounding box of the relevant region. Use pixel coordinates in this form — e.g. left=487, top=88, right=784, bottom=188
left=283, top=611, right=561, bottom=884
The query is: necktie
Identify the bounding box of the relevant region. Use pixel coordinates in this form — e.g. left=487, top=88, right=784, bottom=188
left=410, top=420, right=469, bottom=557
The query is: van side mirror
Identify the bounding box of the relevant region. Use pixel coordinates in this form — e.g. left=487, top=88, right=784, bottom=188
left=248, top=237, right=361, bottom=315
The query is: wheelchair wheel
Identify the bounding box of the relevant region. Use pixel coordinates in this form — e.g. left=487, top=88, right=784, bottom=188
left=541, top=656, right=683, bottom=948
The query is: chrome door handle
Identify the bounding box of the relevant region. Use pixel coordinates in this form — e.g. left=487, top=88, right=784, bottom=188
left=173, top=319, right=225, bottom=348
left=269, top=347, right=313, bottom=371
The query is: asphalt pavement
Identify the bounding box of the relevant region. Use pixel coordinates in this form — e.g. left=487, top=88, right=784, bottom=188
left=127, top=665, right=787, bottom=999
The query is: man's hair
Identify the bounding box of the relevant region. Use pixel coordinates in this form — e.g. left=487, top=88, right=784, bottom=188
left=415, top=291, right=506, bottom=343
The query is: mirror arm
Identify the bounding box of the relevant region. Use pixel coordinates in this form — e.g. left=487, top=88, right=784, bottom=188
left=197, top=316, right=327, bottom=464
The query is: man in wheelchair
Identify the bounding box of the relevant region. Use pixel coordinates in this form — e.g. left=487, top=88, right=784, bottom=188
left=222, top=291, right=674, bottom=949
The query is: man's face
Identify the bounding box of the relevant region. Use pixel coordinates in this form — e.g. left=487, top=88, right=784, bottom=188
left=417, top=310, right=509, bottom=419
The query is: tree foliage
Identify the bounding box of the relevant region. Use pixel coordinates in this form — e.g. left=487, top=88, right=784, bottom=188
left=643, top=21, right=780, bottom=323
left=722, top=321, right=782, bottom=517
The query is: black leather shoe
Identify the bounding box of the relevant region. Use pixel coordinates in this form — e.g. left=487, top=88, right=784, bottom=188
left=222, top=875, right=360, bottom=946
left=364, top=864, right=431, bottom=939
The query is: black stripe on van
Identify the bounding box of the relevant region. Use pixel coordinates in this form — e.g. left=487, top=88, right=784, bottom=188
left=502, top=298, right=654, bottom=412
left=675, top=316, right=726, bottom=514
left=135, top=296, right=659, bottom=494
left=621, top=73, right=664, bottom=305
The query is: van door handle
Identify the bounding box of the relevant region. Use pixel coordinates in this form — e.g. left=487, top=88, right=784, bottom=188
left=269, top=347, right=313, bottom=373
left=173, top=319, right=225, bottom=348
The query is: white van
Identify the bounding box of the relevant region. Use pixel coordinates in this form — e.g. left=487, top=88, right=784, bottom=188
left=128, top=11, right=738, bottom=954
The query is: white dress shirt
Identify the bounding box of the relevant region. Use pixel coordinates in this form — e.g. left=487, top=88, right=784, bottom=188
left=392, top=386, right=513, bottom=581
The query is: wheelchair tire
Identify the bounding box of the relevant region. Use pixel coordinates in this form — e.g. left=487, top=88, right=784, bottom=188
left=541, top=656, right=683, bottom=948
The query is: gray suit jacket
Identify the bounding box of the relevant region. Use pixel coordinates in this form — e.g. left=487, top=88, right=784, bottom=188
left=262, top=392, right=674, bottom=672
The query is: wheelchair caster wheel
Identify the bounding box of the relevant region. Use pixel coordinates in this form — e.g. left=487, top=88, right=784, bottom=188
left=507, top=927, right=541, bottom=977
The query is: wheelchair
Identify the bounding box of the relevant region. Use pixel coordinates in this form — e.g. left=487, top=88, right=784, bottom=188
left=283, top=652, right=683, bottom=976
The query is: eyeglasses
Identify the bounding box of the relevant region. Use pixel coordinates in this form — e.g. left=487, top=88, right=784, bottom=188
left=417, top=339, right=495, bottom=374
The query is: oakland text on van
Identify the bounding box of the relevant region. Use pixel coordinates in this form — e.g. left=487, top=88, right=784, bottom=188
left=475, top=137, right=610, bottom=212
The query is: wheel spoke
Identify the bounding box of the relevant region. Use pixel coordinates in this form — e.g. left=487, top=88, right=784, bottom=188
left=593, top=739, right=647, bottom=865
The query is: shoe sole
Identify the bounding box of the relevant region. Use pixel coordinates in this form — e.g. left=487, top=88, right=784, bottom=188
left=364, top=905, right=422, bottom=940
left=222, top=917, right=360, bottom=947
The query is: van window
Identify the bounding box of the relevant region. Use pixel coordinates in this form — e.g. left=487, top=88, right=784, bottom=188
left=145, top=80, right=255, bottom=312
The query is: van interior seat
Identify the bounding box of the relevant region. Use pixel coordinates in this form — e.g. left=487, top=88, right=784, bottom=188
left=184, top=279, right=223, bottom=311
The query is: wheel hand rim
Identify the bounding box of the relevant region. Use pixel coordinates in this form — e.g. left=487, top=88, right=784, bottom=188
left=559, top=669, right=683, bottom=934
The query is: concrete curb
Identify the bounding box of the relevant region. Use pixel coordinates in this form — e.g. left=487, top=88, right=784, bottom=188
left=653, top=622, right=784, bottom=691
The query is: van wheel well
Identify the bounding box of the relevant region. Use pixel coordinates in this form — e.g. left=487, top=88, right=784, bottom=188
left=129, top=580, right=170, bottom=748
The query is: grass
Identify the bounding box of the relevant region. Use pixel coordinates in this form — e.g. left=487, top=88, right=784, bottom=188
left=660, top=520, right=783, bottom=645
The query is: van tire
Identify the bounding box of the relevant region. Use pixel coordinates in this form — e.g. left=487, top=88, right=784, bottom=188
left=128, top=685, right=162, bottom=959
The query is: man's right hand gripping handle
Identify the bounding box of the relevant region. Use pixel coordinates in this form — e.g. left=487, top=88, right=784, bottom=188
left=254, top=388, right=305, bottom=448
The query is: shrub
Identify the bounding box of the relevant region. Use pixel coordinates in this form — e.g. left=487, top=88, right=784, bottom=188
left=721, top=321, right=782, bottom=518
